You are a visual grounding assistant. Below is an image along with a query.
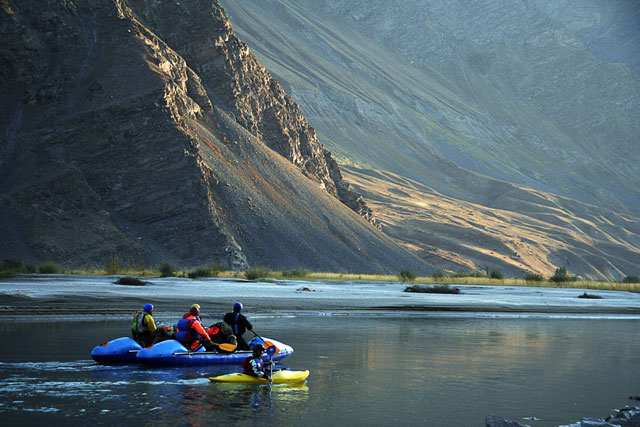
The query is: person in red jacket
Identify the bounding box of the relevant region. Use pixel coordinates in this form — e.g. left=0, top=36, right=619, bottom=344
left=182, top=304, right=202, bottom=320
left=176, top=304, right=212, bottom=351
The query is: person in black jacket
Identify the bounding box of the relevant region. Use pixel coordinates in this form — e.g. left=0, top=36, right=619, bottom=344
left=223, top=302, right=253, bottom=350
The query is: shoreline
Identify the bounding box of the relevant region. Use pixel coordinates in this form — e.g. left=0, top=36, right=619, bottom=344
left=2, top=274, right=640, bottom=318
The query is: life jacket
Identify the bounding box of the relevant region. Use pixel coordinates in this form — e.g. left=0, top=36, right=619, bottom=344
left=132, top=311, right=150, bottom=333
left=232, top=313, right=240, bottom=335
left=242, top=355, right=264, bottom=377
left=175, top=316, right=200, bottom=345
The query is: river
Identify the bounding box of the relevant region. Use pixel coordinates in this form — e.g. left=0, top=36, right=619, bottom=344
left=0, top=313, right=639, bottom=426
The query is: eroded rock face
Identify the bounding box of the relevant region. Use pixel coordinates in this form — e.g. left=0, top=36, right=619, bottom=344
left=124, top=0, right=377, bottom=226
left=0, top=0, right=408, bottom=271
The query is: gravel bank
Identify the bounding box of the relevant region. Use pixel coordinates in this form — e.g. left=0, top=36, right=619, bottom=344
left=2, top=275, right=640, bottom=319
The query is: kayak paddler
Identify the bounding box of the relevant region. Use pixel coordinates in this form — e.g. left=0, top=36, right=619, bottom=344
left=176, top=304, right=213, bottom=351
left=242, top=344, right=272, bottom=381
left=223, top=302, right=253, bottom=350
left=132, top=303, right=157, bottom=347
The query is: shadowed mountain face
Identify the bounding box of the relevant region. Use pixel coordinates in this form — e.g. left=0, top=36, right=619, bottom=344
left=0, top=0, right=427, bottom=273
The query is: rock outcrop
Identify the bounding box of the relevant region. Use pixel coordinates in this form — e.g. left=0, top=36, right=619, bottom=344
left=486, top=406, right=640, bottom=427
left=0, top=0, right=423, bottom=271
left=124, top=0, right=377, bottom=227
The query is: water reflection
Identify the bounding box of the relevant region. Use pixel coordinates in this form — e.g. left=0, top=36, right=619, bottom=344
left=1, top=315, right=639, bottom=426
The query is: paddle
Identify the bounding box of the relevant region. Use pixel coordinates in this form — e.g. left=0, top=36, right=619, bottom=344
left=251, top=330, right=279, bottom=356
left=187, top=341, right=236, bottom=353
left=210, top=341, right=237, bottom=352
left=266, top=344, right=276, bottom=384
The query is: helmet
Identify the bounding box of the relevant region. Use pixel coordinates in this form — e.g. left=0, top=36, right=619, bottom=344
left=233, top=302, right=243, bottom=312
left=190, top=305, right=200, bottom=316
left=252, top=344, right=264, bottom=355
left=143, top=304, right=153, bottom=313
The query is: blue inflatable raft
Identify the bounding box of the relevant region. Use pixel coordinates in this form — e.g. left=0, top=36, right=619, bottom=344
left=91, top=337, right=143, bottom=364
left=91, top=336, right=293, bottom=366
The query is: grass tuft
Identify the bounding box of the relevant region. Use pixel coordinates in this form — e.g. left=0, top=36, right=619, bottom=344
left=245, top=267, right=272, bottom=281
left=282, top=268, right=309, bottom=278
left=38, top=261, right=60, bottom=274
left=398, top=269, right=416, bottom=282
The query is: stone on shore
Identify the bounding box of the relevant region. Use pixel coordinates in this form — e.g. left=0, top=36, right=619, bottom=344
left=485, top=414, right=528, bottom=427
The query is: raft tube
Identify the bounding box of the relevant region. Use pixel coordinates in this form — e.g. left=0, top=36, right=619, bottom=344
left=136, top=337, right=294, bottom=366
left=91, top=337, right=142, bottom=364
left=210, top=370, right=309, bottom=385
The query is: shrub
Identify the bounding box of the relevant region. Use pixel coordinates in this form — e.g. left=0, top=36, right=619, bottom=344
left=489, top=270, right=504, bottom=280
left=186, top=263, right=227, bottom=279
left=211, top=262, right=226, bottom=275
left=431, top=270, right=445, bottom=280
left=23, top=264, right=37, bottom=273
left=158, top=263, right=175, bottom=278
left=524, top=272, right=544, bottom=282
left=549, top=266, right=578, bottom=282
left=1, top=258, right=23, bottom=272
left=405, top=284, right=460, bottom=294
left=282, top=268, right=309, bottom=278
left=623, top=275, right=640, bottom=283
left=38, top=261, right=60, bottom=274
left=245, top=267, right=272, bottom=280
left=1, top=259, right=38, bottom=274
left=188, top=267, right=213, bottom=279
left=105, top=256, right=123, bottom=275
left=398, top=269, right=416, bottom=282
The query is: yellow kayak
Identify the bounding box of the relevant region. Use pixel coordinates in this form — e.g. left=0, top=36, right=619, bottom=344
left=209, top=370, right=309, bottom=384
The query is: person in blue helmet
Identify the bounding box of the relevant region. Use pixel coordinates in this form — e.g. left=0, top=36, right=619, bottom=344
left=223, top=302, right=253, bottom=350
left=132, top=304, right=157, bottom=347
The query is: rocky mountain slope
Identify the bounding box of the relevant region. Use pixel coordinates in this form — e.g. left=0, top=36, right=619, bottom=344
left=220, top=0, right=639, bottom=212
left=0, top=0, right=426, bottom=273
left=218, top=0, right=640, bottom=279
left=343, top=166, right=640, bottom=281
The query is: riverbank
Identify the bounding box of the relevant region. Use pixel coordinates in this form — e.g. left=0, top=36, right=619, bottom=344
left=1, top=274, right=640, bottom=318
left=4, top=260, right=640, bottom=293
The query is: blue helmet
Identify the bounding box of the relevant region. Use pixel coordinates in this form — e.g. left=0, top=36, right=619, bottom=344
left=233, top=302, right=243, bottom=312
left=143, top=303, right=153, bottom=313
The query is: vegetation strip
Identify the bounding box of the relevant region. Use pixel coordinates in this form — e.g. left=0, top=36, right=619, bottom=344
left=2, top=258, right=639, bottom=293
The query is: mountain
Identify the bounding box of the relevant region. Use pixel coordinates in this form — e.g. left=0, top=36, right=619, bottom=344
left=2, top=0, right=638, bottom=280
left=219, top=0, right=639, bottom=212
left=0, top=0, right=428, bottom=273
left=218, top=0, right=640, bottom=280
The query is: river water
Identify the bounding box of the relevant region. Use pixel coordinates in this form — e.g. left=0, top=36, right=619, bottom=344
left=0, top=313, right=639, bottom=426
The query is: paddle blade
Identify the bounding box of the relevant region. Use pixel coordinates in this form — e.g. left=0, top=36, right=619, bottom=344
left=266, top=345, right=277, bottom=357
left=264, top=341, right=279, bottom=356
left=217, top=342, right=237, bottom=352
